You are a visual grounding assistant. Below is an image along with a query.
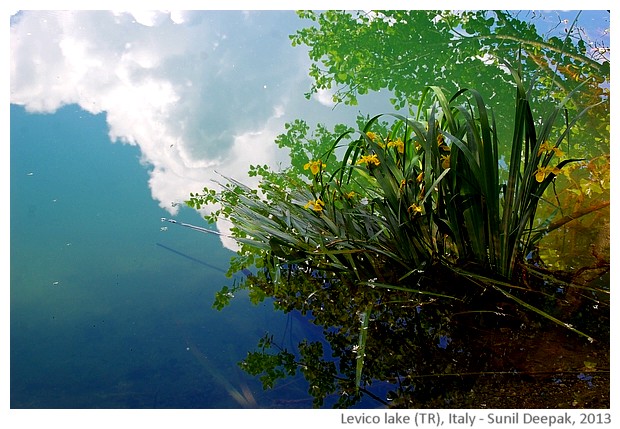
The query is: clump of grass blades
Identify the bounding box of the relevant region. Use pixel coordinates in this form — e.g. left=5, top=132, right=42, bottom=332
left=188, top=66, right=605, bottom=393
left=192, top=69, right=598, bottom=321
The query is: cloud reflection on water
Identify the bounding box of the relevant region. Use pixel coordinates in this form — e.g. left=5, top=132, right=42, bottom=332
left=11, top=10, right=394, bottom=251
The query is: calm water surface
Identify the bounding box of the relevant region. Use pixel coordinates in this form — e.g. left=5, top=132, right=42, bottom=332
left=10, top=104, right=327, bottom=408
left=9, top=10, right=609, bottom=411
left=9, top=10, right=392, bottom=409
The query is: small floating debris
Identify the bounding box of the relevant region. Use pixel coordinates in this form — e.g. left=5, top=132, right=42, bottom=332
left=160, top=227, right=168, bottom=232
left=26, top=172, right=34, bottom=176
left=52, top=281, right=60, bottom=286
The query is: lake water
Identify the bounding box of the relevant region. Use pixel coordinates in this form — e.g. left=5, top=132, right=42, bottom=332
left=10, top=104, right=323, bottom=408
left=9, top=101, right=390, bottom=410
left=8, top=10, right=388, bottom=410
left=9, top=9, right=610, bottom=416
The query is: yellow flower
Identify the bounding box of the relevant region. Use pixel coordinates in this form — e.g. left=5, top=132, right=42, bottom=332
left=552, top=147, right=564, bottom=157
left=366, top=132, right=379, bottom=141
left=534, top=166, right=562, bottom=183
left=416, top=171, right=424, bottom=183
left=304, top=199, right=325, bottom=212
left=441, top=154, right=451, bottom=169
left=344, top=191, right=356, bottom=199
left=366, top=132, right=386, bottom=148
left=303, top=160, right=326, bottom=176
left=356, top=154, right=381, bottom=167
left=537, top=141, right=564, bottom=158
left=437, top=133, right=444, bottom=146
left=387, top=138, right=405, bottom=154
left=537, top=141, right=553, bottom=156
left=534, top=169, right=545, bottom=183
left=400, top=179, right=407, bottom=190
left=408, top=203, right=423, bottom=215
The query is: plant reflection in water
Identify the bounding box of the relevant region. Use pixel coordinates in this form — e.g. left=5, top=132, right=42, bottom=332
left=233, top=263, right=608, bottom=408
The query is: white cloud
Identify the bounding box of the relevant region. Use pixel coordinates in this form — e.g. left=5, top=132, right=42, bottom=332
left=314, top=88, right=337, bottom=107
left=10, top=11, right=311, bottom=245
left=10, top=10, right=395, bottom=250
left=114, top=10, right=170, bottom=27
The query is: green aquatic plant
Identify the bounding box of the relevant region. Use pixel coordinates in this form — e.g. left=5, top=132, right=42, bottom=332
left=415, top=73, right=588, bottom=280
left=183, top=10, right=609, bottom=407
left=188, top=66, right=603, bottom=324
left=291, top=9, right=611, bottom=276
left=187, top=67, right=608, bottom=404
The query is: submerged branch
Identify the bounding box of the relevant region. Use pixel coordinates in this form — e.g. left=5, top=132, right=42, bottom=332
left=535, top=200, right=609, bottom=239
